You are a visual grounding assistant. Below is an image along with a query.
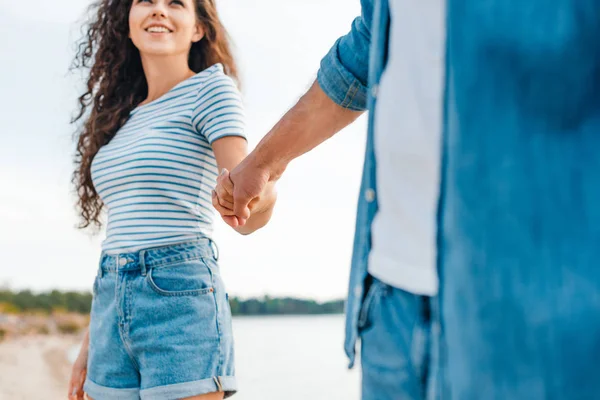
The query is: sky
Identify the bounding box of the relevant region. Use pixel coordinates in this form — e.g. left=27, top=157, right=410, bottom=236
left=0, top=0, right=366, bottom=301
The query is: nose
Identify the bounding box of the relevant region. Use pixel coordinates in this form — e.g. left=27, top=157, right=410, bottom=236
left=150, top=1, right=168, bottom=18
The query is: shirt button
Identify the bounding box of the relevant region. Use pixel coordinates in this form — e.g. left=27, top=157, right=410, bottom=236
left=371, top=84, right=378, bottom=98
left=354, top=285, right=362, bottom=297
left=119, top=258, right=128, bottom=267
left=365, top=188, right=376, bottom=203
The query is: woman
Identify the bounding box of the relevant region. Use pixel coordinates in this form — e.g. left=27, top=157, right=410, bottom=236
left=67, top=0, right=276, bottom=399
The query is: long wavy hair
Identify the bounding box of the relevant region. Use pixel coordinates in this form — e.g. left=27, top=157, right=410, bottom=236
left=72, top=0, right=238, bottom=229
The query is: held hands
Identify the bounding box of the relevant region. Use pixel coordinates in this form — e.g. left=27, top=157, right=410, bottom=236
left=211, top=169, right=250, bottom=228
left=211, top=158, right=276, bottom=233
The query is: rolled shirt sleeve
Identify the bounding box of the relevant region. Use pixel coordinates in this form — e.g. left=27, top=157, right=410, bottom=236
left=317, top=0, right=374, bottom=111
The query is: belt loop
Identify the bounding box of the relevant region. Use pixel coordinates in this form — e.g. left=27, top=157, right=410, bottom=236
left=209, top=239, right=219, bottom=261
left=140, top=250, right=147, bottom=276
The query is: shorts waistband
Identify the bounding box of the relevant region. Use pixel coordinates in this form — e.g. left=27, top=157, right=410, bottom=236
left=99, top=238, right=218, bottom=273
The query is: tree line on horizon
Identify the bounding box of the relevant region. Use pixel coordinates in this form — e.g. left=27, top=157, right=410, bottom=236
left=0, top=289, right=344, bottom=316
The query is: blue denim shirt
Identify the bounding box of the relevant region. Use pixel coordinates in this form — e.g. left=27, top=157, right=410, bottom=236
left=440, top=1, right=600, bottom=396
left=317, top=0, right=388, bottom=368
left=318, top=0, right=600, bottom=373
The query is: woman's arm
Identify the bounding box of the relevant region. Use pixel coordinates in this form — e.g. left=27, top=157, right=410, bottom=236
left=211, top=136, right=277, bottom=235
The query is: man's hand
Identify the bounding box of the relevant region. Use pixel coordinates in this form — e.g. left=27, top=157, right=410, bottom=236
left=213, top=80, right=362, bottom=229
left=228, top=155, right=272, bottom=224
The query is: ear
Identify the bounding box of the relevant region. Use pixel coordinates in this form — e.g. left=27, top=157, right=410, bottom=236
left=191, top=23, right=205, bottom=43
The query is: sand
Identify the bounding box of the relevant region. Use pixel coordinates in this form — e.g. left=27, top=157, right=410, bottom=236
left=0, top=335, right=80, bottom=400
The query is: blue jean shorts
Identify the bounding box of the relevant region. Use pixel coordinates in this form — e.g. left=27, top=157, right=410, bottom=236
left=83, top=239, right=236, bottom=399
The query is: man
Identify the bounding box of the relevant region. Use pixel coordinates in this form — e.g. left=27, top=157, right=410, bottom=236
left=216, top=0, right=600, bottom=399
left=213, top=0, right=445, bottom=398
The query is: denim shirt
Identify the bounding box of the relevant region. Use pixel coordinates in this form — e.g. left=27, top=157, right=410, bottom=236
left=318, top=0, right=600, bottom=371
left=317, top=0, right=388, bottom=368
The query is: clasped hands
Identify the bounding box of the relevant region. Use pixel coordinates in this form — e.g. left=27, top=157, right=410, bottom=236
left=211, top=160, right=276, bottom=233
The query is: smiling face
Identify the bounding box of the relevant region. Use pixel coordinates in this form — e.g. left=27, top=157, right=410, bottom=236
left=129, top=0, right=204, bottom=57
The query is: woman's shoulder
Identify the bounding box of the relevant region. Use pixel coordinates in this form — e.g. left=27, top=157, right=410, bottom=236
left=192, top=63, right=235, bottom=86
left=197, top=63, right=224, bottom=79
left=192, top=64, right=241, bottom=103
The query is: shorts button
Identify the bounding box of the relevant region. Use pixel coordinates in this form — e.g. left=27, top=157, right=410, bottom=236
left=119, top=258, right=128, bottom=267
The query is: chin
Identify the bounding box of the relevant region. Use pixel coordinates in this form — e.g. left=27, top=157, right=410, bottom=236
left=137, top=44, right=179, bottom=57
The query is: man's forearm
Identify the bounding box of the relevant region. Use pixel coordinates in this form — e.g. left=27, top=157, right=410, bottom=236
left=253, top=80, right=364, bottom=180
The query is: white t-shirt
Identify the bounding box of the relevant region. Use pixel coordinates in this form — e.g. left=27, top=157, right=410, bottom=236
left=368, top=0, right=446, bottom=296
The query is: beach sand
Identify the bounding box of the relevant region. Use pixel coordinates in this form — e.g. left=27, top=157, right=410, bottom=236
left=0, top=335, right=80, bottom=400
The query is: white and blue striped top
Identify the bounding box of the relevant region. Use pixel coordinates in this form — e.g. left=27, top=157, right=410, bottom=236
left=91, top=64, right=245, bottom=254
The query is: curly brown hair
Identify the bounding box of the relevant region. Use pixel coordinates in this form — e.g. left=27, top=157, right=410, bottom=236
left=71, top=0, right=238, bottom=229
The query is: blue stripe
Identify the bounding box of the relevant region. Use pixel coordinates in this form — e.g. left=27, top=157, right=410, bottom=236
left=101, top=235, right=210, bottom=252
left=103, top=186, right=204, bottom=202
left=93, top=156, right=218, bottom=174
left=108, top=201, right=193, bottom=211
left=203, top=113, right=245, bottom=133
left=95, top=172, right=203, bottom=190
left=195, top=101, right=244, bottom=131
left=98, top=180, right=207, bottom=198
left=107, top=225, right=212, bottom=234
left=193, top=95, right=242, bottom=124
left=194, top=76, right=233, bottom=101
left=210, top=132, right=247, bottom=143
left=205, top=120, right=245, bottom=140
left=94, top=143, right=214, bottom=166
left=152, top=125, right=210, bottom=145
left=93, top=145, right=213, bottom=170
left=103, top=235, right=201, bottom=247
left=105, top=193, right=214, bottom=215
left=193, top=88, right=239, bottom=125
left=110, top=216, right=202, bottom=224
left=132, top=91, right=196, bottom=119
left=109, top=209, right=191, bottom=217
left=95, top=134, right=209, bottom=156
left=94, top=149, right=206, bottom=167
left=105, top=233, right=200, bottom=240
left=124, top=104, right=196, bottom=132
left=93, top=165, right=216, bottom=185
left=129, top=98, right=196, bottom=125
left=192, top=81, right=237, bottom=116
left=125, top=107, right=194, bottom=133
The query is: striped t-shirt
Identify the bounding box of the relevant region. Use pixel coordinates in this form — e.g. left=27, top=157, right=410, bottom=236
left=91, top=64, right=245, bottom=254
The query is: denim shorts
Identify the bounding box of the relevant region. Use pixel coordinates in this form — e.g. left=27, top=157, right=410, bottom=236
left=83, top=239, right=236, bottom=400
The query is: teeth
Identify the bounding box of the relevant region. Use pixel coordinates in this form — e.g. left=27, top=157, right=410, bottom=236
left=147, top=26, right=170, bottom=33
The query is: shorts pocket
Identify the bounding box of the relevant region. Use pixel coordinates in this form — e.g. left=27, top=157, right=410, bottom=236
left=146, top=258, right=215, bottom=297
left=357, top=277, right=386, bottom=333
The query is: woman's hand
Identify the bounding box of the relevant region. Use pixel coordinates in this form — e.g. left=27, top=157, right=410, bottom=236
left=212, top=168, right=276, bottom=235
left=68, top=329, right=89, bottom=400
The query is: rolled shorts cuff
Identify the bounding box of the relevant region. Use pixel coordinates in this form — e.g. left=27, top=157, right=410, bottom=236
left=84, top=378, right=140, bottom=400
left=140, top=376, right=238, bottom=399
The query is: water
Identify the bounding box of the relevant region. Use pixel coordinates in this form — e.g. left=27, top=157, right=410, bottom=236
left=69, top=315, right=361, bottom=400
